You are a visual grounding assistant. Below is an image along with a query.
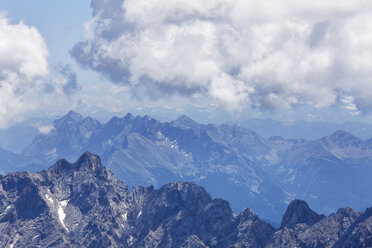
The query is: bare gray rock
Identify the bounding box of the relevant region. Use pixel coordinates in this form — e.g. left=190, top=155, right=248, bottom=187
left=280, top=199, right=325, bottom=228
left=0, top=152, right=274, bottom=247
left=269, top=205, right=361, bottom=248
left=1, top=152, right=371, bottom=248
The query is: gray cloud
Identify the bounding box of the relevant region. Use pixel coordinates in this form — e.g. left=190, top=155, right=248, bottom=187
left=57, top=64, right=80, bottom=97
left=44, top=63, right=81, bottom=99
left=72, top=0, right=372, bottom=114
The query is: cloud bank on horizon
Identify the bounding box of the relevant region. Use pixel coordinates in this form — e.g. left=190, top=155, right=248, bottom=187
left=72, top=0, right=372, bottom=114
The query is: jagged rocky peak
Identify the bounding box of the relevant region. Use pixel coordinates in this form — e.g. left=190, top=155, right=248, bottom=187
left=330, top=130, right=355, bottom=138
left=336, top=206, right=360, bottom=217
left=327, top=130, right=361, bottom=143
left=52, top=110, right=92, bottom=133
left=172, top=114, right=199, bottom=129
left=341, top=207, right=372, bottom=246
left=71, top=151, right=103, bottom=172
left=123, top=112, right=134, bottom=120
left=107, top=113, right=154, bottom=128
left=142, top=114, right=152, bottom=120
left=105, top=115, right=125, bottom=130
left=53, top=110, right=101, bottom=129
left=280, top=199, right=324, bottom=228
left=81, top=115, right=101, bottom=126
left=234, top=207, right=276, bottom=248
left=105, top=113, right=132, bottom=125
left=23, top=110, right=105, bottom=164
left=47, top=151, right=105, bottom=177
left=158, top=181, right=213, bottom=205
left=58, top=109, right=84, bottom=123
left=134, top=114, right=158, bottom=124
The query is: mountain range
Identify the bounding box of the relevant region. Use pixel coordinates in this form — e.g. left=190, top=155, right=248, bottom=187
left=233, top=118, right=372, bottom=140
left=0, top=152, right=371, bottom=248
left=1, top=110, right=372, bottom=222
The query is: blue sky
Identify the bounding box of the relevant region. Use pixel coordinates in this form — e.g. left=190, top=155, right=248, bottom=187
left=1, top=0, right=372, bottom=127
left=0, top=0, right=90, bottom=62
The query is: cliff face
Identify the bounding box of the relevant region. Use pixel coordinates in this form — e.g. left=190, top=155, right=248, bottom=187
left=0, top=152, right=371, bottom=248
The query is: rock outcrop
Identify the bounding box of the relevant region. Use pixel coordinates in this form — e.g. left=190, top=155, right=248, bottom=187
left=0, top=152, right=371, bottom=247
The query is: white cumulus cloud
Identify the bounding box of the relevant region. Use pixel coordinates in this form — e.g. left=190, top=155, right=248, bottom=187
left=72, top=0, right=372, bottom=114
left=0, top=12, right=49, bottom=127
left=38, top=124, right=55, bottom=135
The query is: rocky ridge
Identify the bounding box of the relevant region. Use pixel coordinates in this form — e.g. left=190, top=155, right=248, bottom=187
left=0, top=152, right=371, bottom=247
left=20, top=111, right=372, bottom=222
